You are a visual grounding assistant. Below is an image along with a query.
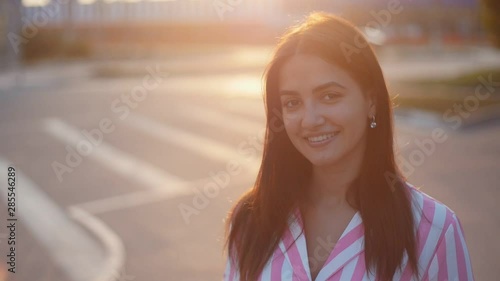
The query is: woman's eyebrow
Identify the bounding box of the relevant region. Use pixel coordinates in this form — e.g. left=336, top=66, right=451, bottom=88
left=314, top=81, right=346, bottom=92
left=279, top=81, right=346, bottom=96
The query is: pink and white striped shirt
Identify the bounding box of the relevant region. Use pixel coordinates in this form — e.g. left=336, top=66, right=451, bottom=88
left=223, top=182, right=474, bottom=280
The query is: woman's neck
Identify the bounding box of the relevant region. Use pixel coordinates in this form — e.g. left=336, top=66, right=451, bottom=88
left=305, top=175, right=351, bottom=210
left=305, top=137, right=365, bottom=209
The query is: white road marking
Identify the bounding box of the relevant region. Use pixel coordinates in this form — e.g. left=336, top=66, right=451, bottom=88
left=69, top=174, right=255, bottom=216
left=0, top=158, right=122, bottom=281
left=72, top=189, right=188, bottom=215
left=67, top=206, right=125, bottom=281
left=43, top=118, right=186, bottom=192
left=172, top=101, right=265, bottom=137
left=42, top=116, right=259, bottom=215
left=126, top=113, right=260, bottom=170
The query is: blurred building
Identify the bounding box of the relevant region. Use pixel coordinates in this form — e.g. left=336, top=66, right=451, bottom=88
left=20, top=0, right=482, bottom=33
left=281, top=0, right=482, bottom=45
left=7, top=0, right=486, bottom=50
left=21, top=0, right=285, bottom=25
left=0, top=0, right=22, bottom=68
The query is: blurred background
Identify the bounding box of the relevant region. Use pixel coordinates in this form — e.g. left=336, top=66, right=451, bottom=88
left=0, top=0, right=499, bottom=280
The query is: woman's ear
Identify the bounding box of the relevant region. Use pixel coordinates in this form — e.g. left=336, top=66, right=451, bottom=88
left=366, top=91, right=376, bottom=117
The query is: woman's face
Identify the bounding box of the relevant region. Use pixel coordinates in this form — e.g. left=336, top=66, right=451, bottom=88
left=278, top=54, right=375, bottom=167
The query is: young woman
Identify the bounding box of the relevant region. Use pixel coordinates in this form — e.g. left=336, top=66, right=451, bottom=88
left=223, top=12, right=474, bottom=281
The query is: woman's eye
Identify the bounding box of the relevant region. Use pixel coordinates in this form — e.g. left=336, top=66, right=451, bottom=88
left=323, top=93, right=339, bottom=100
left=283, top=100, right=300, bottom=108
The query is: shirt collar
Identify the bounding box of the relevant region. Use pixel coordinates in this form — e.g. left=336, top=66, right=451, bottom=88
left=279, top=207, right=365, bottom=281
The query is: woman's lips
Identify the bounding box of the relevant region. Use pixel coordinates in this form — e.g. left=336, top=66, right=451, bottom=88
left=304, top=131, right=339, bottom=148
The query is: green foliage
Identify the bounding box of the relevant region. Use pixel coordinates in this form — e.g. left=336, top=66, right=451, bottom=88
left=480, top=0, right=500, bottom=48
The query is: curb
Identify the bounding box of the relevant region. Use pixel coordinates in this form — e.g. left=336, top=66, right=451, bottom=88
left=394, top=104, right=500, bottom=131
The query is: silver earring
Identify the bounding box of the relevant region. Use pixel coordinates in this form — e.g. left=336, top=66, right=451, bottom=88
left=370, top=115, right=377, bottom=129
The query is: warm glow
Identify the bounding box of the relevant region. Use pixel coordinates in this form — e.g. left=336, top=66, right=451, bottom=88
left=22, top=0, right=181, bottom=6
left=22, top=0, right=50, bottom=7
left=79, top=0, right=97, bottom=4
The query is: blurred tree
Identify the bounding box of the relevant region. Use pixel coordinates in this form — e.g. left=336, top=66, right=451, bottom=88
left=480, top=0, right=500, bottom=47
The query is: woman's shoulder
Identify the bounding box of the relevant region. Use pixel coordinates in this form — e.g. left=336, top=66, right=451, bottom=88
left=404, top=181, right=461, bottom=234
left=403, top=182, right=474, bottom=280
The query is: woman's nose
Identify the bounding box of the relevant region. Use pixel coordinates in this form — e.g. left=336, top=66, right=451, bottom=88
left=301, top=102, right=325, bottom=129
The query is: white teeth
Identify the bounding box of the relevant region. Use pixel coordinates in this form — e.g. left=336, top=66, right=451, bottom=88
left=307, top=132, right=337, bottom=142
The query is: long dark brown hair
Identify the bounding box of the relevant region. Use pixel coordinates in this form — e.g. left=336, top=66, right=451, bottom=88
left=224, top=12, right=419, bottom=281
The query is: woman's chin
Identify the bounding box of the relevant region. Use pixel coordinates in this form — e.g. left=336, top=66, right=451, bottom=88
left=307, top=155, right=340, bottom=167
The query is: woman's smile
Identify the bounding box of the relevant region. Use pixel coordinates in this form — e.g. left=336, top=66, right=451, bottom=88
left=303, top=131, right=340, bottom=148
